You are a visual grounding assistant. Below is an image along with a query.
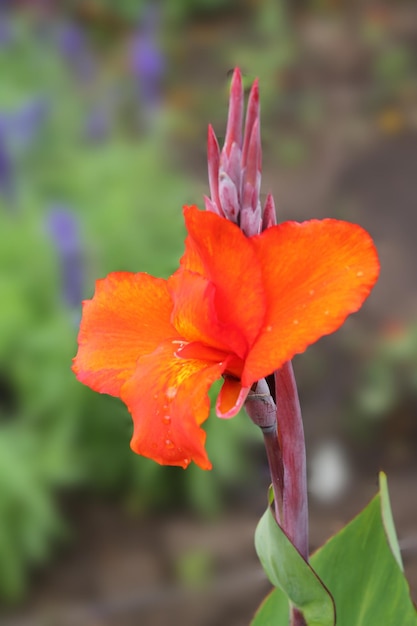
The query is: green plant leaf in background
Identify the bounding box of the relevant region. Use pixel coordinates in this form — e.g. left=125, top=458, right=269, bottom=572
left=252, top=473, right=417, bottom=625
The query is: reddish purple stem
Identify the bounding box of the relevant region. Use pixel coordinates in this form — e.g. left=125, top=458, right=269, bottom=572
left=275, top=361, right=309, bottom=561
left=291, top=607, right=307, bottom=626
left=245, top=366, right=309, bottom=626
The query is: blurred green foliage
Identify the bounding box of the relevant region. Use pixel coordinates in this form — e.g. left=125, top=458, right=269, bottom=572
left=352, top=322, right=417, bottom=428
left=0, top=8, right=257, bottom=603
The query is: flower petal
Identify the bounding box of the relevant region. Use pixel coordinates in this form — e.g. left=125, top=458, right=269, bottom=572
left=168, top=269, right=221, bottom=346
left=169, top=267, right=250, bottom=356
left=242, top=219, right=380, bottom=386
left=73, top=272, right=179, bottom=396
left=121, top=340, right=228, bottom=469
left=216, top=377, right=250, bottom=419
left=180, top=206, right=266, bottom=357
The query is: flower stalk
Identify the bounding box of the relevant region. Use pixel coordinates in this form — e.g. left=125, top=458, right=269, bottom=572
left=210, top=68, right=309, bottom=554
left=245, top=372, right=308, bottom=625
left=245, top=368, right=308, bottom=626
left=214, top=69, right=309, bottom=625
left=244, top=364, right=308, bottom=557
left=245, top=379, right=284, bottom=525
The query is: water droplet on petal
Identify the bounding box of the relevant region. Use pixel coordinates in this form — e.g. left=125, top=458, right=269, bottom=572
left=266, top=325, right=272, bottom=332
left=293, top=319, right=299, bottom=325
left=162, top=415, right=171, bottom=425
left=183, top=458, right=190, bottom=466
left=165, top=439, right=175, bottom=449
left=166, top=386, right=177, bottom=400
left=356, top=270, right=364, bottom=277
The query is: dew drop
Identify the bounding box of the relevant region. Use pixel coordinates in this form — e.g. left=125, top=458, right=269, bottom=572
left=183, top=458, right=190, bottom=466
left=356, top=270, right=364, bottom=277
left=165, top=439, right=175, bottom=449
left=166, top=386, right=177, bottom=400
left=162, top=415, right=171, bottom=425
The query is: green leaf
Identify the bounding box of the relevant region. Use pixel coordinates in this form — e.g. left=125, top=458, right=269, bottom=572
left=252, top=473, right=417, bottom=626
left=251, top=587, right=289, bottom=626
left=254, top=487, right=335, bottom=626
left=379, top=472, right=403, bottom=570
left=311, top=472, right=417, bottom=626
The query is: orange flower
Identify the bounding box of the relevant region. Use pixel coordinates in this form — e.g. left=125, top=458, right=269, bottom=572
left=73, top=205, right=379, bottom=470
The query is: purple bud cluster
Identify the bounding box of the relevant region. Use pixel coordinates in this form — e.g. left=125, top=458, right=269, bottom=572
left=205, top=69, right=277, bottom=236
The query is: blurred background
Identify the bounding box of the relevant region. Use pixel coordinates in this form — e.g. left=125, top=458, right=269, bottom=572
left=0, top=0, right=416, bottom=624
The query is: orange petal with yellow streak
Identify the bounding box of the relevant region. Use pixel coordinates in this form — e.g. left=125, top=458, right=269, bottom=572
left=121, top=340, right=228, bottom=469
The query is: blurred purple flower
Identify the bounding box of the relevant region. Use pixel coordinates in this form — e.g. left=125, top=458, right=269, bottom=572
left=0, top=126, right=14, bottom=203
left=0, top=14, right=13, bottom=48
left=130, top=7, right=165, bottom=110
left=0, top=97, right=48, bottom=148
left=57, top=21, right=85, bottom=59
left=47, top=207, right=84, bottom=310
left=11, top=97, right=49, bottom=147
left=57, top=21, right=95, bottom=82
left=0, top=97, right=48, bottom=209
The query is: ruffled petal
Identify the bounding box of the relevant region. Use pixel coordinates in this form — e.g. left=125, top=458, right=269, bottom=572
left=120, top=340, right=228, bottom=469
left=242, top=219, right=380, bottom=386
left=73, top=272, right=179, bottom=396
left=169, top=267, right=248, bottom=356
left=180, top=206, right=266, bottom=357
left=168, top=269, right=221, bottom=347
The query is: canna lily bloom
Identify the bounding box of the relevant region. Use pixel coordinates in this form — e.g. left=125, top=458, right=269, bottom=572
left=73, top=205, right=379, bottom=470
